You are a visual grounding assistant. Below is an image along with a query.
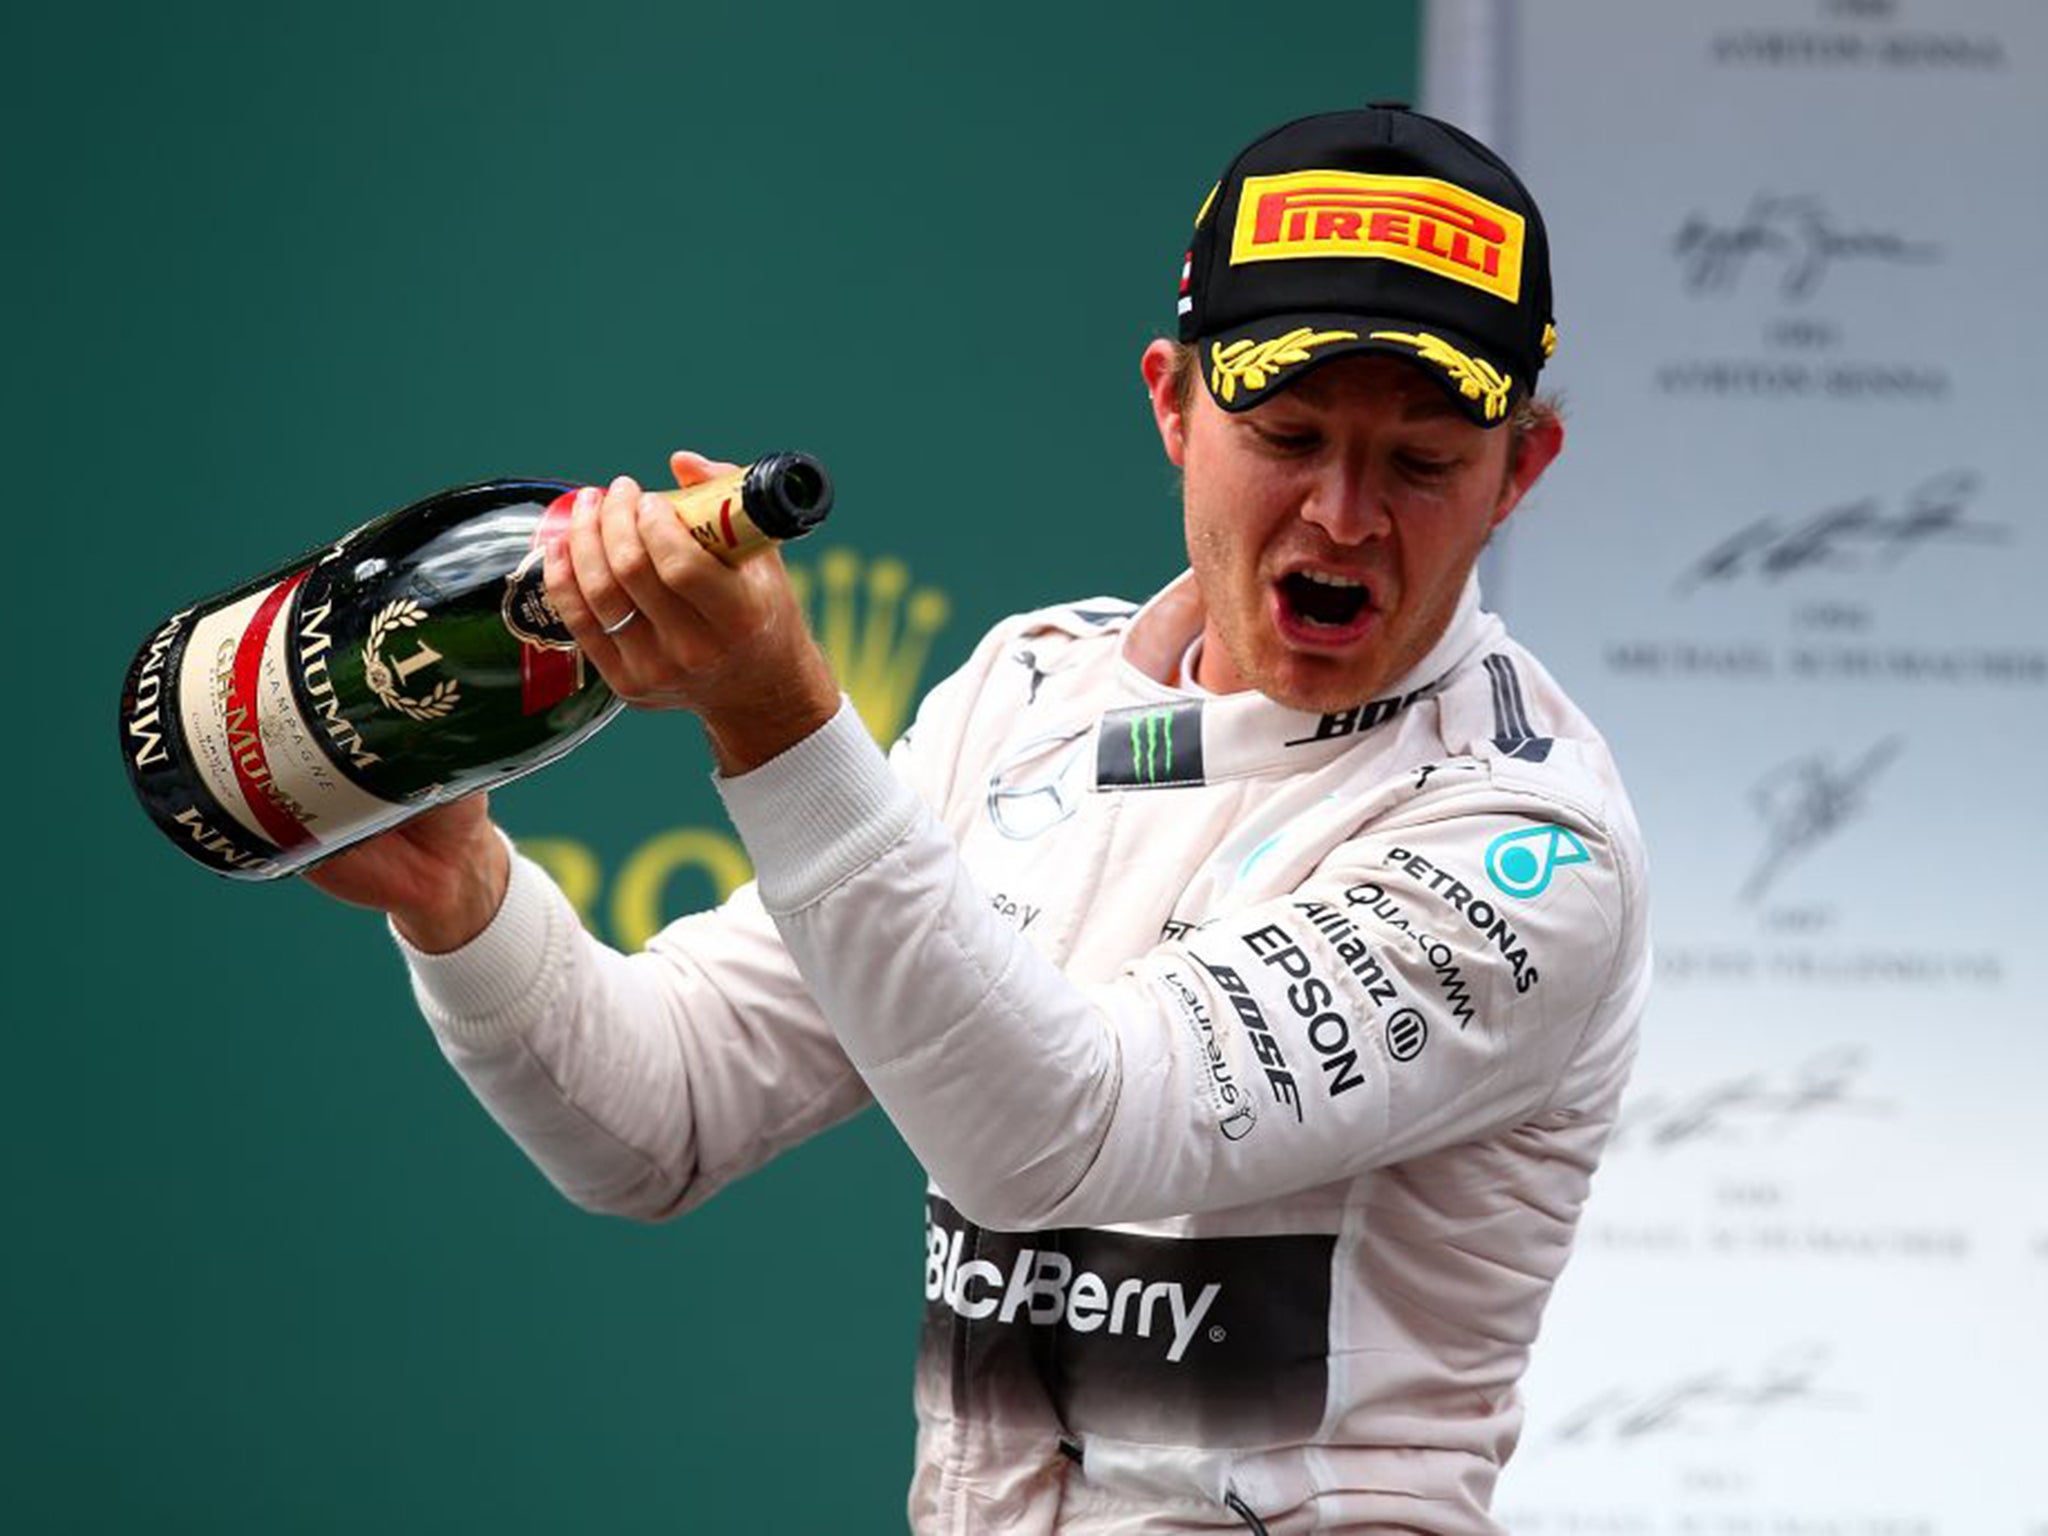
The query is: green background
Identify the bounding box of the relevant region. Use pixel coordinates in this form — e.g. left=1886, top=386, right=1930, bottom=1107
left=11, top=4, right=1417, bottom=1530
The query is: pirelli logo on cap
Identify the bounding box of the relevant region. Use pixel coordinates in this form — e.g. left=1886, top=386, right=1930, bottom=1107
left=1230, top=171, right=1524, bottom=303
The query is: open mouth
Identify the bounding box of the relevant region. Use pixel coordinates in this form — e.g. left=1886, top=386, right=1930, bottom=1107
left=1277, top=570, right=1372, bottom=633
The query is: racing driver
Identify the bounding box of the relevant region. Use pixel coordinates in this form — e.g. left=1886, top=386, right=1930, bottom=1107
left=310, top=105, right=1651, bottom=1535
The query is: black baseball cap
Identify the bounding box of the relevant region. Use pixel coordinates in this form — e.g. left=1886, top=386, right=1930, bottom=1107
left=1176, top=104, right=1556, bottom=427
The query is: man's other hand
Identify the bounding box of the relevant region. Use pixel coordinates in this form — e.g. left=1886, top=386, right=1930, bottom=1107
left=301, top=797, right=508, bottom=954
left=542, top=449, right=841, bottom=776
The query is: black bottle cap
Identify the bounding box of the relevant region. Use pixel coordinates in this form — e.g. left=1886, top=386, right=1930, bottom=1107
left=741, top=452, right=834, bottom=542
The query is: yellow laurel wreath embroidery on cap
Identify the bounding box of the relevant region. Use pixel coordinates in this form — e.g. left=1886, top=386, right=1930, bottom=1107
left=1541, top=322, right=1558, bottom=359
left=1194, top=181, right=1220, bottom=228
left=1208, top=327, right=1360, bottom=404
left=1368, top=330, right=1512, bottom=422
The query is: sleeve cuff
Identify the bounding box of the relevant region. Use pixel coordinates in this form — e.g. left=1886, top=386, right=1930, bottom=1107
left=392, top=833, right=574, bottom=1049
left=715, top=696, right=922, bottom=916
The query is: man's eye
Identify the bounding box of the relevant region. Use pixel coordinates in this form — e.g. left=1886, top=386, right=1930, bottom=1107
left=1397, top=453, right=1456, bottom=480
left=1254, top=427, right=1319, bottom=453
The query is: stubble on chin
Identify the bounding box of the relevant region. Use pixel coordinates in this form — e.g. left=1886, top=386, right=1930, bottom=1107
left=1183, top=526, right=1256, bottom=694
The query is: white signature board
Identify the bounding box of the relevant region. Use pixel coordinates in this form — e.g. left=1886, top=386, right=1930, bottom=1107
left=1438, top=1, right=2048, bottom=1530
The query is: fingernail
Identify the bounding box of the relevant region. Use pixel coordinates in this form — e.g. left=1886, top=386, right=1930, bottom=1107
left=574, top=486, right=599, bottom=516
left=611, top=474, right=637, bottom=495
left=639, top=492, right=664, bottom=519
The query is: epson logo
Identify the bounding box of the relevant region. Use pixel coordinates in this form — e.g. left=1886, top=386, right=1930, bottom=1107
left=923, top=1214, right=1222, bottom=1364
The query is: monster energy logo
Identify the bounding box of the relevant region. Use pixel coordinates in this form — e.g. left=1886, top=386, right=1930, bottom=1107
left=1131, top=709, right=1175, bottom=783
left=1098, top=702, right=1204, bottom=789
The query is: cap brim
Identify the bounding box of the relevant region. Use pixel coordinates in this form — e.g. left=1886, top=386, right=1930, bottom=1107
left=1198, top=313, right=1523, bottom=427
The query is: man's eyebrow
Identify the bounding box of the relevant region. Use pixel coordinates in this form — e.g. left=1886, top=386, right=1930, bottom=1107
left=1400, top=393, right=1461, bottom=421
left=1282, top=374, right=1461, bottom=419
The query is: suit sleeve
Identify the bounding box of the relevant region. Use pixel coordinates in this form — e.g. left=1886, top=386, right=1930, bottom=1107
left=396, top=629, right=1016, bottom=1219
left=719, top=701, right=1647, bottom=1232
left=400, top=844, right=870, bottom=1219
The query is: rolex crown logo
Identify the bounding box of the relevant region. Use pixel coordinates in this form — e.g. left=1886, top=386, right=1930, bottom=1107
left=787, top=549, right=950, bottom=744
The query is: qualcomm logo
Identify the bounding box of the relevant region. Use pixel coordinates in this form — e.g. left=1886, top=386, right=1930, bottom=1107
left=1485, top=823, right=1592, bottom=899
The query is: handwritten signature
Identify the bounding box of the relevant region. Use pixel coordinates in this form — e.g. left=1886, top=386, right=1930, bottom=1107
left=1609, top=1045, right=1892, bottom=1156
left=1673, top=193, right=1938, bottom=300
left=1677, top=470, right=2003, bottom=592
left=1552, top=1343, right=1856, bottom=1444
left=1741, top=737, right=1902, bottom=904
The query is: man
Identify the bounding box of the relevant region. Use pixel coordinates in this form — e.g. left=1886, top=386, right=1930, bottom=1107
left=312, top=106, right=1649, bottom=1535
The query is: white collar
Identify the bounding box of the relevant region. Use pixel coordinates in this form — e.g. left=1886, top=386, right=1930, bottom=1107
left=1092, top=572, right=1498, bottom=788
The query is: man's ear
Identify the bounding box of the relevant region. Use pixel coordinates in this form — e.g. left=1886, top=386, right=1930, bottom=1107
left=1140, top=338, right=1188, bottom=468
left=1491, top=412, right=1565, bottom=529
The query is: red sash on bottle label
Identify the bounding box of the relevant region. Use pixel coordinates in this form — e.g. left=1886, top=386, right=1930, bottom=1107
left=229, top=570, right=317, bottom=850
left=520, top=491, right=585, bottom=716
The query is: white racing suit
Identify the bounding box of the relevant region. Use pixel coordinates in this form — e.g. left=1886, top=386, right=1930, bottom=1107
left=400, top=572, right=1650, bottom=1534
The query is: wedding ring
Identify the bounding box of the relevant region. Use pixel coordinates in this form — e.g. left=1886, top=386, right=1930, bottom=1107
left=601, top=608, right=639, bottom=636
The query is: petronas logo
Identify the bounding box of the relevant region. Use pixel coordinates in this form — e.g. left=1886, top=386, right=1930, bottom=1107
left=1131, top=709, right=1176, bottom=784
left=788, top=549, right=951, bottom=744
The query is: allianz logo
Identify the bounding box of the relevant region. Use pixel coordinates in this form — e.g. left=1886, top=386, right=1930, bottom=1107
left=924, top=1214, right=1221, bottom=1364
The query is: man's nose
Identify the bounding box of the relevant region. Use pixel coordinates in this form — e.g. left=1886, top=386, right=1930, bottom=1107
left=1298, top=462, right=1391, bottom=544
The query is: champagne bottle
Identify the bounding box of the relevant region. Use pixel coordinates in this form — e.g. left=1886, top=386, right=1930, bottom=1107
left=119, top=453, right=832, bottom=880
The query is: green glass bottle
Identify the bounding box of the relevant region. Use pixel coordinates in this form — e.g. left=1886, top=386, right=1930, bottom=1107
left=119, top=455, right=831, bottom=879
